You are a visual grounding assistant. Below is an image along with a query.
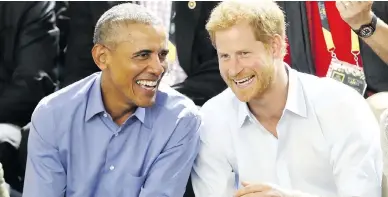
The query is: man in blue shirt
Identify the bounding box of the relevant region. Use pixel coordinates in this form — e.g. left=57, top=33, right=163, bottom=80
left=22, top=3, right=201, bottom=197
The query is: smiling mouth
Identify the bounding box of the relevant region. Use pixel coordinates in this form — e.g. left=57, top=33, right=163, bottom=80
left=136, top=80, right=158, bottom=90
left=233, top=75, right=255, bottom=86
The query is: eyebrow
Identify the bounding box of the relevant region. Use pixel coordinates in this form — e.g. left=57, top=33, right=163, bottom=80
left=133, top=49, right=169, bottom=55
left=133, top=49, right=153, bottom=55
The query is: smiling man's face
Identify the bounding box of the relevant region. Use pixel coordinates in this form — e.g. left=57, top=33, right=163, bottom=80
left=102, top=23, right=169, bottom=107
left=215, top=22, right=275, bottom=102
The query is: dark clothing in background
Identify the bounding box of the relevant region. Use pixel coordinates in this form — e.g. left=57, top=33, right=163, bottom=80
left=0, top=1, right=59, bottom=192
left=61, top=1, right=226, bottom=106
left=171, top=1, right=226, bottom=106
left=0, top=2, right=59, bottom=127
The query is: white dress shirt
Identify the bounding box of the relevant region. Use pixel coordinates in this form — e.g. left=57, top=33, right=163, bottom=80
left=192, top=68, right=382, bottom=197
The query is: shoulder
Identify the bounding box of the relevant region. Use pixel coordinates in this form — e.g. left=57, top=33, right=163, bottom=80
left=297, top=72, right=379, bottom=140
left=199, top=88, right=237, bottom=139
left=153, top=85, right=202, bottom=145
left=297, top=71, right=366, bottom=109
left=155, top=84, right=201, bottom=122
left=201, top=88, right=237, bottom=119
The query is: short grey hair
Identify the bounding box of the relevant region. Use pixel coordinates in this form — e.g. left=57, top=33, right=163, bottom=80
left=93, top=3, right=162, bottom=46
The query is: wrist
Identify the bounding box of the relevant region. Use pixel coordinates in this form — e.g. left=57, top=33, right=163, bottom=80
left=349, top=12, right=374, bottom=30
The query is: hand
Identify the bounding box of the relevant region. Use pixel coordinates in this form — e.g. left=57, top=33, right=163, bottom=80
left=336, top=1, right=374, bottom=30
left=234, top=182, right=290, bottom=197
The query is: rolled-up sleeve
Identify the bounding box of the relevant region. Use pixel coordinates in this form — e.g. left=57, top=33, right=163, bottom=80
left=139, top=114, right=201, bottom=197
left=23, top=100, right=66, bottom=197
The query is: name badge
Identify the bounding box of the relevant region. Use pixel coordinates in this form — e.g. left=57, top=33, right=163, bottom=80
left=326, top=58, right=367, bottom=95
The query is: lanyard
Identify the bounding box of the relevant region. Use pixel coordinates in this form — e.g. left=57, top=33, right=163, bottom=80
left=317, top=2, right=360, bottom=65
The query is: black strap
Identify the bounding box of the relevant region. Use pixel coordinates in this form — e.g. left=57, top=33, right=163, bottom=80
left=317, top=1, right=335, bottom=51
left=317, top=2, right=331, bottom=32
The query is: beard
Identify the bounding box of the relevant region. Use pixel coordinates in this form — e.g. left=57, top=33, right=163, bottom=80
left=227, top=65, right=274, bottom=103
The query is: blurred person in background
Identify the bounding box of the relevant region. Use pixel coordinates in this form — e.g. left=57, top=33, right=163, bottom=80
left=337, top=1, right=388, bottom=64
left=0, top=1, right=58, bottom=192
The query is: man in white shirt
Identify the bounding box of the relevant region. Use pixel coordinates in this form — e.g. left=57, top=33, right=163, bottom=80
left=191, top=1, right=383, bottom=197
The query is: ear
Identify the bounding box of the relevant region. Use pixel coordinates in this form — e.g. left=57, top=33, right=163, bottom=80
left=92, top=44, right=110, bottom=70
left=270, top=34, right=284, bottom=59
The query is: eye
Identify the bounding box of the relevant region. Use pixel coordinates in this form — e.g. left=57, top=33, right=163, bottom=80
left=134, top=52, right=150, bottom=60
left=219, top=54, right=230, bottom=60
left=240, top=51, right=250, bottom=57
left=158, top=51, right=169, bottom=62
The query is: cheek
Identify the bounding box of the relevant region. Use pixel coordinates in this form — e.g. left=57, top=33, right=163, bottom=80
left=218, top=64, right=230, bottom=80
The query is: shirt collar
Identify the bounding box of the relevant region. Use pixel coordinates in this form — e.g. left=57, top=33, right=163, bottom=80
left=85, top=73, right=149, bottom=127
left=85, top=73, right=105, bottom=121
left=236, top=64, right=308, bottom=128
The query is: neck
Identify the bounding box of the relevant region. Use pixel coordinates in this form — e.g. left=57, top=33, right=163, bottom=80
left=248, top=62, right=289, bottom=122
left=100, top=72, right=136, bottom=124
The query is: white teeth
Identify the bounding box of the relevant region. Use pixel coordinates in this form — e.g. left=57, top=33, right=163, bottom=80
left=136, top=80, right=157, bottom=87
left=234, top=76, right=253, bottom=84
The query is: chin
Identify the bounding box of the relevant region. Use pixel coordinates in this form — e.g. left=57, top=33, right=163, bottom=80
left=134, top=98, right=156, bottom=108
left=235, top=94, right=254, bottom=103
left=233, top=88, right=266, bottom=103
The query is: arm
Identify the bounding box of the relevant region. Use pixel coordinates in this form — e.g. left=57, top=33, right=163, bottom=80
left=139, top=114, right=201, bottom=197
left=337, top=1, right=388, bottom=64
left=0, top=2, right=58, bottom=127
left=329, top=94, right=382, bottom=197
left=358, top=16, right=388, bottom=64
left=61, top=2, right=101, bottom=88
left=310, top=84, right=382, bottom=197
left=191, top=107, right=235, bottom=196
left=22, top=102, right=66, bottom=197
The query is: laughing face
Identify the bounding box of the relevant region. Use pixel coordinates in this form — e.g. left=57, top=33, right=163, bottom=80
left=215, top=22, right=275, bottom=102
left=97, top=23, right=168, bottom=107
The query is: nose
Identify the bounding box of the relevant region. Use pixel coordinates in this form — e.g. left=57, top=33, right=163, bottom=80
left=227, top=57, right=243, bottom=77
left=148, top=54, right=165, bottom=77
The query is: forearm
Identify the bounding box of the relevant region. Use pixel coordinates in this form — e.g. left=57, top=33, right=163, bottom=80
left=361, top=17, right=388, bottom=64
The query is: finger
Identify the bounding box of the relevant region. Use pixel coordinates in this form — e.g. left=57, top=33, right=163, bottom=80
left=336, top=1, right=346, bottom=11
left=241, top=181, right=250, bottom=187
left=366, top=1, right=373, bottom=10
left=341, top=1, right=350, bottom=9
left=235, top=184, right=271, bottom=197
left=241, top=193, right=264, bottom=197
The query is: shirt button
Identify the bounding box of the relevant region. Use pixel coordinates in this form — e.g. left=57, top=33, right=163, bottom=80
left=109, top=165, right=115, bottom=171
left=103, top=113, right=108, bottom=118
